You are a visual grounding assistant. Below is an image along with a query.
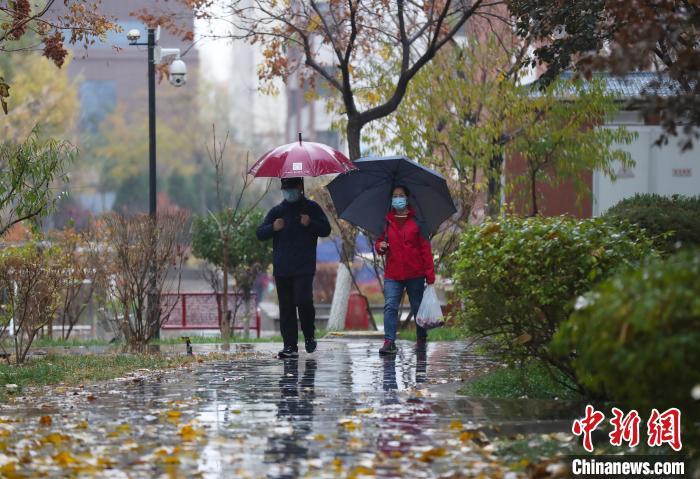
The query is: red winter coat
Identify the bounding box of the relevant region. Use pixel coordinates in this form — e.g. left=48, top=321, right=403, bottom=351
left=375, top=207, right=435, bottom=284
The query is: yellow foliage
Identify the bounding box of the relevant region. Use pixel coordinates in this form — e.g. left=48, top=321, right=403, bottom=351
left=2, top=53, right=78, bottom=141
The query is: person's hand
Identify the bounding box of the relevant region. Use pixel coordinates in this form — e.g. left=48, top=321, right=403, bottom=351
left=378, top=241, right=388, bottom=253
left=273, top=218, right=285, bottom=231
left=300, top=214, right=311, bottom=227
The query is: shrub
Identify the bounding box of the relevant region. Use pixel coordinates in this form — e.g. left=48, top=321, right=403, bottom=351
left=0, top=242, right=70, bottom=363
left=604, top=193, right=700, bottom=254
left=451, top=215, right=656, bottom=391
left=552, top=249, right=700, bottom=427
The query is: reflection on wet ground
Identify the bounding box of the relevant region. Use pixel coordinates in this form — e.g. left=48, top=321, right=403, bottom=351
left=1, top=341, right=581, bottom=478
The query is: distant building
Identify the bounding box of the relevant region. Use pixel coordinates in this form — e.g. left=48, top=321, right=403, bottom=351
left=227, top=1, right=287, bottom=155
left=55, top=0, right=199, bottom=133
left=506, top=72, right=700, bottom=217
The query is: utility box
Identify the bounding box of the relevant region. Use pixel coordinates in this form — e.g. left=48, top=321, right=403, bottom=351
left=344, top=293, right=370, bottom=330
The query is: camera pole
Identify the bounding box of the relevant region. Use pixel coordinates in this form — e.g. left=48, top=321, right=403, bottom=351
left=147, top=27, right=159, bottom=340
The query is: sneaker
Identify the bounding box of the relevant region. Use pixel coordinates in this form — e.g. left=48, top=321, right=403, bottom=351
left=305, top=337, right=317, bottom=353
left=416, top=337, right=427, bottom=352
left=378, top=340, right=397, bottom=355
left=278, top=346, right=298, bottom=359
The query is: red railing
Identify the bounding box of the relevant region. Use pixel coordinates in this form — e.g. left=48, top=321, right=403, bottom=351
left=161, top=293, right=261, bottom=337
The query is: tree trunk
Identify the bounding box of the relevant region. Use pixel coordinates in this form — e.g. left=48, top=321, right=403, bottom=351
left=221, top=259, right=230, bottom=341
left=327, top=118, right=363, bottom=332
left=530, top=170, right=538, bottom=216
left=243, top=290, right=251, bottom=339
left=487, top=153, right=503, bottom=218
left=327, top=262, right=352, bottom=331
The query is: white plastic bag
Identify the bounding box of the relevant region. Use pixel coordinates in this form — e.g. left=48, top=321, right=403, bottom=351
left=416, top=285, right=444, bottom=330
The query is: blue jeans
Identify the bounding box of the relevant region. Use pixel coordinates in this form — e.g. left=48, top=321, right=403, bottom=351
left=383, top=277, right=427, bottom=342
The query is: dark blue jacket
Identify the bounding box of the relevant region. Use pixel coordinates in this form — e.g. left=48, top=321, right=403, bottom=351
left=256, top=197, right=331, bottom=277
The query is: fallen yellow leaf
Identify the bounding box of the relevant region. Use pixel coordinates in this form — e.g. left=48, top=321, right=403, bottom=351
left=179, top=424, right=204, bottom=442
left=449, top=420, right=463, bottom=430
left=39, top=415, right=52, bottom=426
left=348, top=465, right=375, bottom=478
left=353, top=408, right=373, bottom=415
left=74, top=420, right=88, bottom=430
left=107, top=423, right=131, bottom=438
left=419, top=447, right=447, bottom=462
left=0, top=462, right=20, bottom=479
left=54, top=451, right=79, bottom=467
left=43, top=433, right=70, bottom=447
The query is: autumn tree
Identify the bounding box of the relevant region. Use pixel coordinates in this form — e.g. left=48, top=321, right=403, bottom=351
left=0, top=0, right=118, bottom=114
left=370, top=37, right=635, bottom=220
left=509, top=78, right=636, bottom=216
left=508, top=0, right=700, bottom=150
left=0, top=51, right=78, bottom=140
left=365, top=32, right=530, bottom=222
left=141, top=0, right=507, bottom=328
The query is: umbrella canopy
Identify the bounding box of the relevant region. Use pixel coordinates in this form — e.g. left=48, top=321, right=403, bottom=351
left=326, top=156, right=457, bottom=237
left=248, top=133, right=356, bottom=178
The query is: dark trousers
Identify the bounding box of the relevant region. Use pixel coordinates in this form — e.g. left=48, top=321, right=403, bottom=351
left=275, top=275, right=315, bottom=348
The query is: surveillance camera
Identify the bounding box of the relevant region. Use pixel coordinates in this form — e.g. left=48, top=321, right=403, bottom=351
left=126, top=29, right=141, bottom=42
left=168, top=59, right=187, bottom=87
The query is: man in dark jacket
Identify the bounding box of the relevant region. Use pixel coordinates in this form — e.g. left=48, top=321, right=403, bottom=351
left=257, top=177, right=331, bottom=358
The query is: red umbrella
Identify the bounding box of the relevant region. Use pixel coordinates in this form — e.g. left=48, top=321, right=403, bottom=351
left=248, top=133, right=356, bottom=178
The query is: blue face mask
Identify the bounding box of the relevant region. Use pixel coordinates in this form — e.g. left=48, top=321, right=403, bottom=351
left=392, top=197, right=407, bottom=210
left=282, top=189, right=301, bottom=202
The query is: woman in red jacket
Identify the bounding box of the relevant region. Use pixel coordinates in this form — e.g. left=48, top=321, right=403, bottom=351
left=375, top=185, right=435, bottom=355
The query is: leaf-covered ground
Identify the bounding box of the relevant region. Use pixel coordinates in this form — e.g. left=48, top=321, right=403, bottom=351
left=0, top=341, right=577, bottom=478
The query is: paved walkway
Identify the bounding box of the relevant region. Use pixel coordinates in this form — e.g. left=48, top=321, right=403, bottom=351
left=0, top=341, right=576, bottom=478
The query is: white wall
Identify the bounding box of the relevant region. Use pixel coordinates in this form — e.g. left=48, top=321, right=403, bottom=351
left=593, top=122, right=700, bottom=216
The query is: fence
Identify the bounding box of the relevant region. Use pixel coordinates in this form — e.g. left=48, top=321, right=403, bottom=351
left=161, top=293, right=260, bottom=337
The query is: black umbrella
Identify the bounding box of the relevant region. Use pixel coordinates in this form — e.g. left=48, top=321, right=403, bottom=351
left=326, top=156, right=457, bottom=237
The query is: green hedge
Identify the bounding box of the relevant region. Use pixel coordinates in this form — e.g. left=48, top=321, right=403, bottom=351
left=604, top=193, right=700, bottom=254
left=451, top=215, right=656, bottom=390
left=553, top=249, right=700, bottom=427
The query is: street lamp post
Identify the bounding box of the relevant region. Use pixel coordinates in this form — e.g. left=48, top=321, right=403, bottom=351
left=147, top=28, right=157, bottom=218
left=127, top=27, right=187, bottom=340
left=127, top=27, right=158, bottom=218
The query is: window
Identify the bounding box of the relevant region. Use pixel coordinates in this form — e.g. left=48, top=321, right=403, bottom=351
left=79, top=80, right=116, bottom=132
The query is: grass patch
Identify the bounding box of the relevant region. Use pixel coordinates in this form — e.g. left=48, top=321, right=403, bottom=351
left=0, top=353, right=202, bottom=400
left=459, top=361, right=580, bottom=400
left=24, top=330, right=330, bottom=349
left=31, top=337, right=111, bottom=348
left=398, top=326, right=469, bottom=341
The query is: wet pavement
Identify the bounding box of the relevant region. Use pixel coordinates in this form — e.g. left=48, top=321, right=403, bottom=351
left=0, top=341, right=580, bottom=478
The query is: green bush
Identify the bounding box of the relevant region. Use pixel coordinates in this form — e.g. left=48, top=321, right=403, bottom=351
left=604, top=193, right=700, bottom=254
left=192, top=209, right=272, bottom=292
left=552, top=249, right=700, bottom=427
left=451, top=215, right=656, bottom=390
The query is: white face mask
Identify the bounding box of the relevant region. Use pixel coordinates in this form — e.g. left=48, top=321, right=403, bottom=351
left=282, top=189, right=301, bottom=202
